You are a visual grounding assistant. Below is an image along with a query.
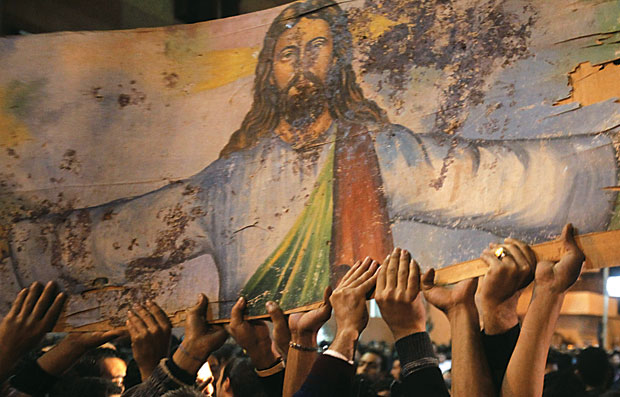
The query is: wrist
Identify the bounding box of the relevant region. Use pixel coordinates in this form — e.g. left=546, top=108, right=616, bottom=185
left=446, top=301, right=477, bottom=319
left=172, top=348, right=202, bottom=376
left=249, top=349, right=279, bottom=370
left=480, top=300, right=519, bottom=335
left=291, top=331, right=317, bottom=346
left=330, top=328, right=359, bottom=362
left=390, top=323, right=426, bottom=341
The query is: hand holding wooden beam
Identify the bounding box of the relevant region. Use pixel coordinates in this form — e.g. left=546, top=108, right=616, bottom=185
left=433, top=229, right=620, bottom=285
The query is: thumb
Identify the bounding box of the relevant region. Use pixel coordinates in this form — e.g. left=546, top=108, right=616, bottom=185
left=230, top=297, right=246, bottom=325
left=421, top=268, right=435, bottom=291
left=318, top=286, right=333, bottom=320
left=266, top=301, right=287, bottom=330
left=190, top=294, right=208, bottom=319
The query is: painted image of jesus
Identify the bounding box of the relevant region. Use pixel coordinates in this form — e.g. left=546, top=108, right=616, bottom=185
left=7, top=0, right=618, bottom=322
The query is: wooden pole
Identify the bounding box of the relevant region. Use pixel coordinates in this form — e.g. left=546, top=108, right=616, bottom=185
left=433, top=229, right=620, bottom=285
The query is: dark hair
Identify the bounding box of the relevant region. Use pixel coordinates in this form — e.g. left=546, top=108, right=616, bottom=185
left=577, top=347, right=611, bottom=388
left=362, top=348, right=388, bottom=372
left=73, top=348, right=124, bottom=378
left=220, top=0, right=387, bottom=157
left=50, top=376, right=122, bottom=397
left=221, top=358, right=267, bottom=397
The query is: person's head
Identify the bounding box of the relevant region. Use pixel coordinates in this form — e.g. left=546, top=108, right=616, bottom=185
left=209, top=343, right=243, bottom=383
left=74, top=348, right=127, bottom=392
left=390, top=359, right=401, bottom=381
left=220, top=0, right=387, bottom=156
left=577, top=346, right=611, bottom=389
left=356, top=350, right=386, bottom=382
left=216, top=358, right=267, bottom=397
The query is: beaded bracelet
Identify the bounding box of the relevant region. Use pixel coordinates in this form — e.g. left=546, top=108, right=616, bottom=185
left=289, top=341, right=318, bottom=352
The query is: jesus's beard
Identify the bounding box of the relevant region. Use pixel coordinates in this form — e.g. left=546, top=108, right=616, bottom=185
left=277, top=72, right=328, bottom=133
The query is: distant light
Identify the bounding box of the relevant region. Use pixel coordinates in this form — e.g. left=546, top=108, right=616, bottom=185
left=606, top=276, right=620, bottom=297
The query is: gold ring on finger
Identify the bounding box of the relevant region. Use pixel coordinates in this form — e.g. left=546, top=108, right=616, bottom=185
left=494, top=246, right=507, bottom=260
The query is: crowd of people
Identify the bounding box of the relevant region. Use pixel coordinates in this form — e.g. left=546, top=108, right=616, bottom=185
left=1, top=223, right=617, bottom=396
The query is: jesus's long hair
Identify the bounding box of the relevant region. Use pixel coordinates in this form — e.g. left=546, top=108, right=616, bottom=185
left=219, top=0, right=388, bottom=157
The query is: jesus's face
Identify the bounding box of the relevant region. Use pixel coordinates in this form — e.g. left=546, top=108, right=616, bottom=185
left=272, top=17, right=334, bottom=130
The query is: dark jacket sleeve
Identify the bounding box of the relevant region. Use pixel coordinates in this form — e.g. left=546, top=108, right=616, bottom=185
left=258, top=368, right=284, bottom=397
left=481, top=324, right=520, bottom=393
left=392, top=332, right=449, bottom=397
left=293, top=355, right=355, bottom=397
left=9, top=360, right=59, bottom=396
left=122, top=358, right=195, bottom=397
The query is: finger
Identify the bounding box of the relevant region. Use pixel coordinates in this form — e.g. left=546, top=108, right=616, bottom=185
left=230, top=297, right=246, bottom=326
left=343, top=257, right=373, bottom=288
left=32, top=281, right=59, bottom=320
left=318, top=286, right=333, bottom=320
left=338, top=260, right=362, bottom=287
left=406, top=259, right=421, bottom=297
left=501, top=243, right=531, bottom=276
left=128, top=310, right=148, bottom=333
left=504, top=238, right=537, bottom=266
left=376, top=254, right=390, bottom=293
left=561, top=223, right=582, bottom=256
left=481, top=249, right=502, bottom=269
left=41, top=292, right=67, bottom=332
left=8, top=288, right=28, bottom=317
left=421, top=268, right=435, bottom=292
left=20, top=281, right=44, bottom=318
left=397, top=249, right=411, bottom=291
left=135, top=304, right=159, bottom=331
left=189, top=293, right=209, bottom=321
left=358, top=269, right=379, bottom=294
left=349, top=260, right=379, bottom=288
left=102, top=328, right=127, bottom=344
left=147, top=301, right=172, bottom=330
left=386, top=247, right=400, bottom=288
left=126, top=317, right=137, bottom=336
left=266, top=301, right=287, bottom=330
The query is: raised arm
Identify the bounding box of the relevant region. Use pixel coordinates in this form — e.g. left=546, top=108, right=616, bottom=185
left=294, top=258, right=379, bottom=397
left=477, top=237, right=536, bottom=392
left=374, top=248, right=449, bottom=397
left=422, top=271, right=494, bottom=397
left=501, top=224, right=585, bottom=397
left=283, top=287, right=332, bottom=397
left=0, top=281, right=66, bottom=383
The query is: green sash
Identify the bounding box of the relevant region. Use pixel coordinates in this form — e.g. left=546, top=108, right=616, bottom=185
left=241, top=142, right=335, bottom=316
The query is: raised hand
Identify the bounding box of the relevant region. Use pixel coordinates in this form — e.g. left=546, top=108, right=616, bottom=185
left=288, top=286, right=332, bottom=342
left=501, top=224, right=586, bottom=397
left=422, top=269, right=478, bottom=316
left=172, top=294, right=227, bottom=376
left=37, top=329, right=126, bottom=377
left=283, top=287, right=332, bottom=397
left=227, top=297, right=280, bottom=370
left=266, top=301, right=291, bottom=360
left=0, top=281, right=67, bottom=382
left=533, top=223, right=584, bottom=294
left=375, top=248, right=426, bottom=340
left=127, top=301, right=172, bottom=380
left=478, top=238, right=535, bottom=334
left=329, top=257, right=379, bottom=361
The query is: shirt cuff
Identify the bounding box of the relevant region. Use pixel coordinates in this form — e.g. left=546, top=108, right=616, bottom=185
left=165, top=358, right=197, bottom=386
left=395, top=332, right=439, bottom=377
left=324, top=349, right=354, bottom=365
